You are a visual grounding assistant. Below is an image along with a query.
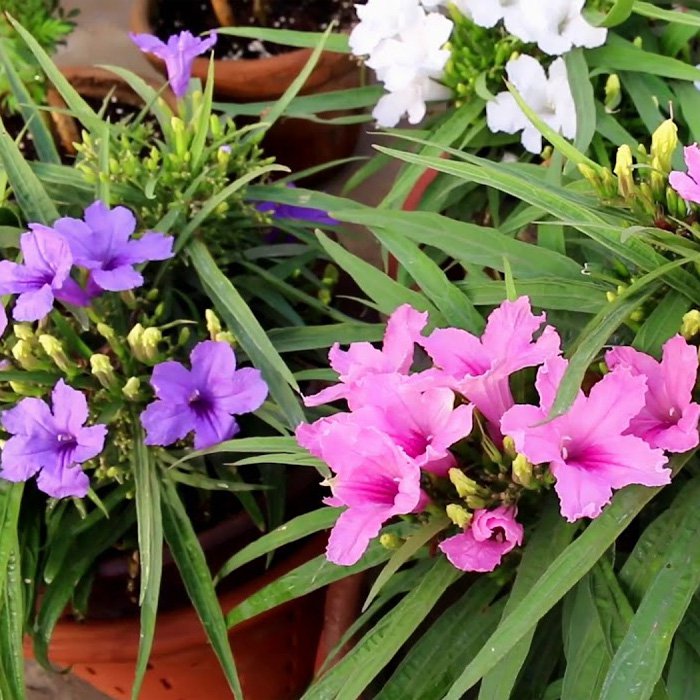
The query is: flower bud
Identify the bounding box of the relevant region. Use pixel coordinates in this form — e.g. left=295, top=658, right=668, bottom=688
left=614, top=145, right=635, bottom=199
left=379, top=533, right=402, bottom=550
left=465, top=494, right=488, bottom=510
left=170, top=116, right=188, bottom=156
left=122, top=376, right=141, bottom=401
left=578, top=164, right=602, bottom=192
left=666, top=185, right=689, bottom=220
left=38, top=335, right=74, bottom=374
left=141, top=328, right=162, bottom=363
left=449, top=468, right=484, bottom=499
left=502, top=436, right=517, bottom=459
left=90, top=354, right=118, bottom=390
left=650, top=119, right=678, bottom=174
left=604, top=74, right=621, bottom=113
left=127, top=323, right=145, bottom=360
left=215, top=331, right=237, bottom=346
left=11, top=340, right=40, bottom=370
left=512, top=453, right=535, bottom=488
left=217, top=145, right=232, bottom=167
left=681, top=310, right=700, bottom=340
left=12, top=323, right=34, bottom=341
left=446, top=504, right=472, bottom=529
left=206, top=309, right=222, bottom=340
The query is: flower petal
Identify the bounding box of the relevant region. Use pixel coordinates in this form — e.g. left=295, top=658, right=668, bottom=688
left=149, top=361, right=194, bottom=402
left=141, top=400, right=194, bottom=446
left=37, top=464, right=89, bottom=499
left=326, top=506, right=387, bottom=565
left=51, top=380, right=88, bottom=434
left=193, top=408, right=238, bottom=450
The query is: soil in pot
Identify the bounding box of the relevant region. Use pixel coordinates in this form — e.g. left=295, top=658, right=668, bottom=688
left=154, top=0, right=358, bottom=58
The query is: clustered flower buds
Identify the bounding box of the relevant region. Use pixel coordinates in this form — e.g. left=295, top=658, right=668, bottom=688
left=297, top=298, right=699, bottom=573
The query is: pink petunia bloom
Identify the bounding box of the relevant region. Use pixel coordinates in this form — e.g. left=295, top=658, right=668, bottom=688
left=296, top=420, right=423, bottom=565
left=421, top=297, right=561, bottom=432
left=304, top=304, right=428, bottom=408
left=439, top=506, right=523, bottom=572
left=501, top=357, right=671, bottom=522
left=669, top=144, right=700, bottom=204
left=353, top=376, right=474, bottom=475
left=606, top=335, right=700, bottom=453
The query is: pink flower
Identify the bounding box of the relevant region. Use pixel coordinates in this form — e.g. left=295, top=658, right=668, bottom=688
left=421, top=297, right=561, bottom=431
left=304, top=304, right=428, bottom=408
left=439, top=506, right=523, bottom=572
left=501, top=357, right=670, bottom=522
left=354, top=376, right=474, bottom=475
left=296, top=420, right=423, bottom=565
left=606, top=335, right=700, bottom=453
left=669, top=144, right=700, bottom=204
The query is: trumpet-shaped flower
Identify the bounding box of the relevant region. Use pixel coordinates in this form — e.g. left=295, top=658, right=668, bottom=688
left=439, top=506, right=523, bottom=572
left=255, top=183, right=337, bottom=226
left=669, top=144, right=700, bottom=204
left=296, top=421, right=423, bottom=565
left=0, top=229, right=88, bottom=322
left=501, top=357, right=671, bottom=522
left=421, top=297, right=560, bottom=432
left=515, top=0, right=607, bottom=55
left=486, top=55, right=576, bottom=154
left=44, top=201, right=173, bottom=297
left=304, top=304, right=428, bottom=407
left=606, top=336, right=700, bottom=453
left=0, top=380, right=106, bottom=498
left=349, top=0, right=425, bottom=56
left=455, top=0, right=526, bottom=31
left=141, top=341, right=268, bottom=450
left=130, top=30, right=217, bottom=97
left=373, top=76, right=451, bottom=127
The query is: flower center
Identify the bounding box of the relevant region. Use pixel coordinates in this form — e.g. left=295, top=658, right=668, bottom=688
left=188, top=388, right=211, bottom=414
left=560, top=435, right=573, bottom=461
left=56, top=432, right=76, bottom=447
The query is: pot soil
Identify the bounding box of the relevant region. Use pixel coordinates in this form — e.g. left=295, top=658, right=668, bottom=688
left=47, top=66, right=175, bottom=157
left=130, top=0, right=363, bottom=177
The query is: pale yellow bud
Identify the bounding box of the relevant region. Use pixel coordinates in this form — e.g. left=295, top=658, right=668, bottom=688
left=12, top=323, right=33, bottom=341
left=512, top=453, right=535, bottom=488
left=448, top=468, right=482, bottom=500
left=650, top=119, right=678, bottom=173
left=122, top=377, right=141, bottom=401
left=681, top=310, right=700, bottom=340
left=90, top=354, right=118, bottom=390
left=140, top=328, right=162, bottom=362
left=446, top=504, right=472, bottom=529
left=11, top=340, right=39, bottom=370
left=38, top=335, right=74, bottom=374
left=379, top=533, right=402, bottom=550
left=205, top=309, right=222, bottom=340
left=614, top=145, right=635, bottom=198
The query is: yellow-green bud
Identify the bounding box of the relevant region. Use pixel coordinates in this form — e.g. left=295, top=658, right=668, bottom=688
left=379, top=533, right=402, bottom=550
left=606, top=291, right=617, bottom=304
left=650, top=119, right=678, bottom=174
left=215, top=331, right=237, bottom=346
left=97, top=323, right=116, bottom=343
left=666, top=185, right=688, bottom=220
left=449, top=468, right=483, bottom=499
left=614, top=145, right=635, bottom=199
left=512, top=453, right=535, bottom=488
left=122, top=376, right=141, bottom=401
left=11, top=340, right=40, bottom=370
left=681, top=310, right=700, bottom=340
left=209, top=114, right=223, bottom=138
left=604, top=74, right=621, bottom=113
left=38, top=335, right=74, bottom=374
left=90, top=354, right=118, bottom=390
left=141, top=328, right=162, bottom=363
left=217, top=145, right=232, bottom=167
left=13, top=323, right=34, bottom=341
left=465, top=495, right=488, bottom=510
left=127, top=323, right=145, bottom=359
left=206, top=309, right=222, bottom=340
left=578, top=163, right=601, bottom=190
left=502, top=436, right=517, bottom=459
left=446, top=504, right=472, bottom=529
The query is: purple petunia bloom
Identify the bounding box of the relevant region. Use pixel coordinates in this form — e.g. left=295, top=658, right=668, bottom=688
left=140, top=340, right=268, bottom=450
left=40, top=201, right=174, bottom=298
left=0, top=229, right=89, bottom=322
left=256, top=184, right=338, bottom=227
left=0, top=380, right=107, bottom=498
left=129, top=30, right=217, bottom=98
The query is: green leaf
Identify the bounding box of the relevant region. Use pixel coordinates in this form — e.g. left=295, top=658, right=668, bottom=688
left=600, top=482, right=700, bottom=700
left=478, top=500, right=576, bottom=700
left=376, top=578, right=505, bottom=700
left=667, top=637, right=700, bottom=700
left=267, top=323, right=385, bottom=353
left=316, top=231, right=440, bottom=317
left=188, top=240, right=304, bottom=428
left=442, top=454, right=691, bottom=700
left=161, top=477, right=242, bottom=699
left=216, top=26, right=349, bottom=53
left=633, top=291, right=691, bottom=355
left=564, top=49, right=596, bottom=159
left=0, top=115, right=58, bottom=223
left=190, top=57, right=215, bottom=171
left=304, top=558, right=460, bottom=700
left=215, top=507, right=340, bottom=585
left=593, top=0, right=634, bottom=26
left=131, top=427, right=163, bottom=699
left=633, top=2, right=700, bottom=28
left=0, top=542, right=25, bottom=700
left=0, top=483, right=23, bottom=606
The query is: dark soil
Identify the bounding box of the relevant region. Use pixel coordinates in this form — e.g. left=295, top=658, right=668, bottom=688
left=153, top=0, right=360, bottom=59
left=2, top=111, right=40, bottom=161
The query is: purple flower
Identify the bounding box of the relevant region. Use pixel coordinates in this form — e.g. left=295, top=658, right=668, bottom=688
left=0, top=228, right=88, bottom=322
left=0, top=305, right=6, bottom=339
left=129, top=30, right=217, bottom=98
left=256, top=184, right=338, bottom=227
left=140, top=340, right=268, bottom=450
left=42, top=201, right=173, bottom=297
left=0, top=380, right=106, bottom=498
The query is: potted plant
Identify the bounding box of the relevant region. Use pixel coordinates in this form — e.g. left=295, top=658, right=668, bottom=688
left=129, top=0, right=365, bottom=174
left=0, top=18, right=365, bottom=700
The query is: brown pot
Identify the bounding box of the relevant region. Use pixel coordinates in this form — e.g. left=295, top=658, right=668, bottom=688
left=46, top=66, right=176, bottom=157
left=129, top=0, right=363, bottom=176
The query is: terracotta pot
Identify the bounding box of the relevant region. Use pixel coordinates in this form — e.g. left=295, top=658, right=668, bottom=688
left=129, top=0, right=363, bottom=176
left=46, top=66, right=176, bottom=157
left=25, top=536, right=326, bottom=700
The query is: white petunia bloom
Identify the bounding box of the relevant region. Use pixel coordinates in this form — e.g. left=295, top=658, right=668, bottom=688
left=512, top=0, right=607, bottom=55
left=366, top=13, right=453, bottom=92
left=420, top=0, right=447, bottom=8
left=454, top=0, right=528, bottom=32
left=349, top=0, right=425, bottom=56
left=373, top=76, right=452, bottom=127
left=486, top=55, right=576, bottom=153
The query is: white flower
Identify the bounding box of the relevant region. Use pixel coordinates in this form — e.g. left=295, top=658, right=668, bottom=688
left=514, top=0, right=607, bottom=55
left=373, top=76, right=452, bottom=127
left=349, top=0, right=425, bottom=56
left=486, top=55, right=576, bottom=153
left=455, top=0, right=527, bottom=32
left=366, top=12, right=453, bottom=92
left=420, top=0, right=447, bottom=8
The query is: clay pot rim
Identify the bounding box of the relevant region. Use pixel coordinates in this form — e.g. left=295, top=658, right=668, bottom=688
left=129, top=0, right=353, bottom=87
